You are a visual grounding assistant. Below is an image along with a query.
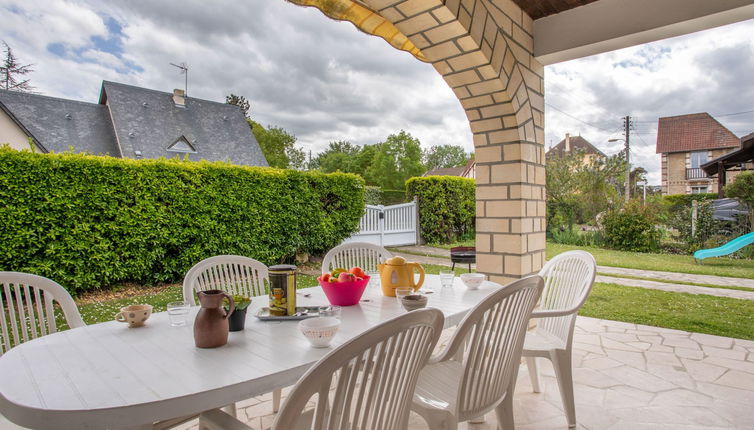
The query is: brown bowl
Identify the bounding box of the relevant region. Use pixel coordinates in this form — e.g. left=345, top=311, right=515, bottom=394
left=401, top=294, right=428, bottom=312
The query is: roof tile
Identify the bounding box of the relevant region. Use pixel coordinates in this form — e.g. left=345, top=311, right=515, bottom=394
left=655, top=112, right=739, bottom=154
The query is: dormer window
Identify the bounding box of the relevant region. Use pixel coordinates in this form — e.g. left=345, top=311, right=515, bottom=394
left=167, top=135, right=197, bottom=153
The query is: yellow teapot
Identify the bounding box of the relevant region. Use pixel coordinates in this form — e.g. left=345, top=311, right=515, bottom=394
left=378, top=256, right=425, bottom=297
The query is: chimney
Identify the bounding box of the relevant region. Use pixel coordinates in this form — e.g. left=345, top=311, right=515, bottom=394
left=565, top=133, right=571, bottom=152
left=173, top=89, right=185, bottom=107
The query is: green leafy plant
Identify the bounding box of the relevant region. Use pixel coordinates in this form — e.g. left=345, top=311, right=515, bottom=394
left=225, top=294, right=251, bottom=311
left=601, top=201, right=661, bottom=252
left=406, top=176, right=475, bottom=244
left=0, top=148, right=364, bottom=293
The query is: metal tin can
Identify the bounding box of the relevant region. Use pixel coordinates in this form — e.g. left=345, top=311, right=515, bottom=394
left=268, top=264, right=297, bottom=316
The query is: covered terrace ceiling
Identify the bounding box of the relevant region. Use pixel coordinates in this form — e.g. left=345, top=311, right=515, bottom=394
left=295, top=0, right=754, bottom=66
left=510, top=0, right=599, bottom=20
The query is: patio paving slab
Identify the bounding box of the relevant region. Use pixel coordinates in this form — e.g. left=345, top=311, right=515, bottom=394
left=118, top=316, right=754, bottom=430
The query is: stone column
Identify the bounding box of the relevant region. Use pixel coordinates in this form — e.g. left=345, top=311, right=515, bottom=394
left=365, top=0, right=546, bottom=282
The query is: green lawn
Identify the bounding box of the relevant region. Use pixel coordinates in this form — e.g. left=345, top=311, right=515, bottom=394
left=582, top=282, right=754, bottom=341
left=549, top=243, right=754, bottom=279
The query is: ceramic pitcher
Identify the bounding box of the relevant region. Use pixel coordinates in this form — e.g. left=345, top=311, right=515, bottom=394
left=378, top=256, right=425, bottom=297
left=194, top=290, right=235, bottom=348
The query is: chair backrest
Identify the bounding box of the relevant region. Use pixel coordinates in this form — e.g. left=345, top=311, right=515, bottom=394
left=0, top=272, right=85, bottom=355
left=183, top=255, right=268, bottom=305
left=448, top=276, right=543, bottom=421
left=272, top=308, right=444, bottom=430
left=537, top=250, right=596, bottom=345
left=321, top=242, right=392, bottom=274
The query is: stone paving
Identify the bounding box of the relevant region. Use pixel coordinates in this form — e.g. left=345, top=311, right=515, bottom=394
left=168, top=316, right=754, bottom=430
left=597, top=265, right=754, bottom=289
left=594, top=275, right=754, bottom=301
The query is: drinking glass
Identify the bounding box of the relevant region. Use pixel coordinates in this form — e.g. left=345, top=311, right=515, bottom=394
left=395, top=287, right=413, bottom=301
left=167, top=301, right=190, bottom=326
left=439, top=272, right=455, bottom=289
left=319, top=305, right=342, bottom=319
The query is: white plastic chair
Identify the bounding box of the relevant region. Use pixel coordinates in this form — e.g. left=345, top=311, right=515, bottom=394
left=198, top=308, right=445, bottom=430
left=182, top=256, right=280, bottom=414
left=183, top=255, right=269, bottom=305
left=321, top=242, right=392, bottom=274
left=0, top=272, right=85, bottom=429
left=411, top=275, right=544, bottom=430
left=0, top=272, right=85, bottom=355
left=522, top=250, right=596, bottom=429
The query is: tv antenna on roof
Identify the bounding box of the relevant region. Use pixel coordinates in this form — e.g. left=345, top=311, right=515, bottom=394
left=170, top=62, right=188, bottom=96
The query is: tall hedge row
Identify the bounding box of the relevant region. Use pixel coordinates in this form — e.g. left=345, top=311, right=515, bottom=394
left=406, top=176, right=475, bottom=244
left=0, top=148, right=364, bottom=293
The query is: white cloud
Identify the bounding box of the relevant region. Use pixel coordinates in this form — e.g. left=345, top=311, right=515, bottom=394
left=1, top=0, right=752, bottom=184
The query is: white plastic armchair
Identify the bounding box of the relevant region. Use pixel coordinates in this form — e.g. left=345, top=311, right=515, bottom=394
left=411, top=275, right=544, bottom=430
left=0, top=272, right=84, bottom=355
left=182, top=255, right=280, bottom=415
left=0, top=272, right=85, bottom=430
left=183, top=255, right=269, bottom=306
left=522, top=250, right=596, bottom=429
left=321, top=242, right=392, bottom=274
left=198, top=308, right=445, bottom=430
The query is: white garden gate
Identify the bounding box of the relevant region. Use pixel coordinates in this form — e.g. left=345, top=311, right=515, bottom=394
left=343, top=201, right=418, bottom=247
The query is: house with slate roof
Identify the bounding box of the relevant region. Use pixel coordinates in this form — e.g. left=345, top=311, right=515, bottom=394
left=0, top=81, right=267, bottom=167
left=546, top=133, right=605, bottom=165
left=656, top=113, right=741, bottom=195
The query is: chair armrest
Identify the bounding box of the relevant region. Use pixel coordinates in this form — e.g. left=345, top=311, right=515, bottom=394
left=531, top=308, right=577, bottom=319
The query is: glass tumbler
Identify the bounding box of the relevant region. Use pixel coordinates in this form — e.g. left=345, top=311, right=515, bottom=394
left=395, top=287, right=414, bottom=301
left=167, top=301, right=190, bottom=326
left=439, top=272, right=455, bottom=289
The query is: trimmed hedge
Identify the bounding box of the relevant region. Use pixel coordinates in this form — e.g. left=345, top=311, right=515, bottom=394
left=406, top=176, right=474, bottom=244
left=0, top=148, right=364, bottom=293
left=663, top=193, right=717, bottom=211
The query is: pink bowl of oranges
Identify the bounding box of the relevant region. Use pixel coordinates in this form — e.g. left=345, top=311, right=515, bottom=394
left=318, top=267, right=370, bottom=306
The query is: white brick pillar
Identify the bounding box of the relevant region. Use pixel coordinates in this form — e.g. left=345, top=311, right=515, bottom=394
left=362, top=0, right=546, bottom=282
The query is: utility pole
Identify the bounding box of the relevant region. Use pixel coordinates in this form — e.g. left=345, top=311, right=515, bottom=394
left=624, top=115, right=631, bottom=203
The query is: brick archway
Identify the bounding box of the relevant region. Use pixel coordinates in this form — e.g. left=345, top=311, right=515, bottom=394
left=298, top=0, right=546, bottom=282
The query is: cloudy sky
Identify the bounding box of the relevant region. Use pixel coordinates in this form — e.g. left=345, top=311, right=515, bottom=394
left=1, top=0, right=753, bottom=184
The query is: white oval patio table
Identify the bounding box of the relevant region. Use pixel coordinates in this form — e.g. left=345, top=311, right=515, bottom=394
left=0, top=275, right=502, bottom=430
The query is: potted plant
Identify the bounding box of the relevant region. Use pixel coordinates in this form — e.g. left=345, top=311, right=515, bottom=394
left=226, top=295, right=251, bottom=332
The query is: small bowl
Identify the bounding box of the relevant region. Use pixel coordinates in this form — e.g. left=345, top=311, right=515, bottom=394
left=299, top=317, right=340, bottom=348
left=460, top=273, right=486, bottom=290
left=400, top=294, right=428, bottom=311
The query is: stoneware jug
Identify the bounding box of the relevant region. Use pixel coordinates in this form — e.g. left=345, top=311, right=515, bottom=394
left=378, top=256, right=425, bottom=297
left=194, top=290, right=235, bottom=348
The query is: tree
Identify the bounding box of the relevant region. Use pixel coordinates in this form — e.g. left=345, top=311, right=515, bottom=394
left=0, top=41, right=34, bottom=92
left=311, top=141, right=361, bottom=173
left=248, top=120, right=305, bottom=169
left=365, top=130, right=424, bottom=190
left=546, top=150, right=627, bottom=230
left=423, top=144, right=470, bottom=171
left=226, top=94, right=251, bottom=118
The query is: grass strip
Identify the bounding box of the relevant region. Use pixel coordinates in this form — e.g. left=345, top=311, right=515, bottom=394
left=549, top=243, right=754, bottom=280
left=581, top=282, right=754, bottom=341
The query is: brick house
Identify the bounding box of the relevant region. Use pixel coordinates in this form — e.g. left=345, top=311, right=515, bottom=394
left=545, top=133, right=605, bottom=164
left=423, top=158, right=475, bottom=179
left=656, top=113, right=741, bottom=195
